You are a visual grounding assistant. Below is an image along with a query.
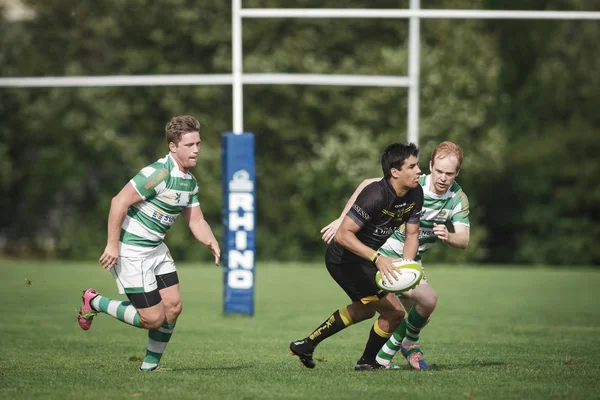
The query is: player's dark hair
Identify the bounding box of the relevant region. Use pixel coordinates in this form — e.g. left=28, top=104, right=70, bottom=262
left=166, top=115, right=201, bottom=146
left=381, top=142, right=419, bottom=178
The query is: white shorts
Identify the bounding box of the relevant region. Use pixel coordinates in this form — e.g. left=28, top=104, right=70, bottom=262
left=111, top=243, right=176, bottom=294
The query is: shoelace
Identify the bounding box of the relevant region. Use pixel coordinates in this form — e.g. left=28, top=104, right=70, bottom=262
left=79, top=311, right=97, bottom=320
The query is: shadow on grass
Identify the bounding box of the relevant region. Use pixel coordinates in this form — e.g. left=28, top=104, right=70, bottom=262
left=170, top=365, right=253, bottom=372
left=427, top=361, right=505, bottom=371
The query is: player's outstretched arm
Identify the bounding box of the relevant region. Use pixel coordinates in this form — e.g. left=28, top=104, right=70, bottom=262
left=320, top=219, right=341, bottom=244
left=182, top=206, right=221, bottom=266
left=320, top=177, right=381, bottom=243
left=100, top=183, right=143, bottom=270
left=433, top=223, right=470, bottom=249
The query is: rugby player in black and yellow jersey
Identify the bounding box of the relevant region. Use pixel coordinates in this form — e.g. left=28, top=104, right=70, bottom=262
left=290, top=142, right=424, bottom=371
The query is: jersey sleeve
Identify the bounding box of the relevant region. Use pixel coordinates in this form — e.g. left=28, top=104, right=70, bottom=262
left=451, top=190, right=470, bottom=226
left=346, top=183, right=384, bottom=228
left=406, top=185, right=424, bottom=224
left=187, top=180, right=200, bottom=208
left=130, top=165, right=170, bottom=200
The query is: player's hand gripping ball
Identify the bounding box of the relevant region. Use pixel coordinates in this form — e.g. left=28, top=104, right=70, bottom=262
left=375, top=259, right=423, bottom=293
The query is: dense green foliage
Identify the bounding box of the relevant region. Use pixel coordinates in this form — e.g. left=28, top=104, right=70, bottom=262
left=2, top=261, right=600, bottom=399
left=1, top=0, right=598, bottom=264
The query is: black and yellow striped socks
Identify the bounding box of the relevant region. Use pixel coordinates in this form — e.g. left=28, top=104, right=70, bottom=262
left=306, top=307, right=354, bottom=346
left=358, top=319, right=393, bottom=363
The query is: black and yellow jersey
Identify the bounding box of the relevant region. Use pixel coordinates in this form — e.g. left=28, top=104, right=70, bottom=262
left=327, top=178, right=424, bottom=264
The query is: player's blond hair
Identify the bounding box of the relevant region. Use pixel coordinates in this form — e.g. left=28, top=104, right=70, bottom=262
left=431, top=141, right=463, bottom=171
left=165, top=115, right=200, bottom=146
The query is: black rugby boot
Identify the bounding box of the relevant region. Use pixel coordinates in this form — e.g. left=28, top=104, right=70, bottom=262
left=289, top=339, right=316, bottom=369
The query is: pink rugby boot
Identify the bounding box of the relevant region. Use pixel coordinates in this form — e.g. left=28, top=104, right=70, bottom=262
left=77, top=288, right=99, bottom=330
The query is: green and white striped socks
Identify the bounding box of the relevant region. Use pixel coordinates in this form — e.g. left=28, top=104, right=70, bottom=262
left=376, top=319, right=406, bottom=365
left=404, top=306, right=429, bottom=345
left=89, top=295, right=176, bottom=370
left=376, top=306, right=428, bottom=365
left=140, top=322, right=176, bottom=371
left=90, top=295, right=141, bottom=327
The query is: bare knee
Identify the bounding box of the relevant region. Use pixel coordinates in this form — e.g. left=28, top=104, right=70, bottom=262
left=418, top=292, right=438, bottom=316
left=359, top=308, right=376, bottom=321
left=347, top=303, right=376, bottom=322
left=139, top=314, right=165, bottom=330
left=165, top=299, right=182, bottom=321
left=377, top=308, right=404, bottom=332
left=159, top=285, right=183, bottom=323
left=389, top=308, right=405, bottom=328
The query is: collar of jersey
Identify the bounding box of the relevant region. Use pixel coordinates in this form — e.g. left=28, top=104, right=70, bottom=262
left=167, top=153, right=194, bottom=179
left=423, top=174, right=451, bottom=199
left=383, top=178, right=399, bottom=197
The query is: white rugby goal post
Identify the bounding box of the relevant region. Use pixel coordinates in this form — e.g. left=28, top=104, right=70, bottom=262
left=1, top=0, right=599, bottom=145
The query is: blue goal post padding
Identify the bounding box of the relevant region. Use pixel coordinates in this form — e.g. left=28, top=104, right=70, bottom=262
left=221, top=132, right=255, bottom=316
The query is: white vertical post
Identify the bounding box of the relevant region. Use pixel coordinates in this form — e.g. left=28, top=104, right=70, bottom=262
left=232, top=0, right=243, bottom=134
left=407, top=0, right=421, bottom=145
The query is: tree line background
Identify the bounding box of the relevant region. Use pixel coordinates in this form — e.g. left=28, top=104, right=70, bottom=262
left=1, top=0, right=599, bottom=266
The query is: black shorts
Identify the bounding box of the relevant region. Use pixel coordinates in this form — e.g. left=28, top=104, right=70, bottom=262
left=126, top=271, right=180, bottom=309
left=325, top=257, right=386, bottom=304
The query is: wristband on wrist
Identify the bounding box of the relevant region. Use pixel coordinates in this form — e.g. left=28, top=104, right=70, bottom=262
left=372, top=252, right=382, bottom=265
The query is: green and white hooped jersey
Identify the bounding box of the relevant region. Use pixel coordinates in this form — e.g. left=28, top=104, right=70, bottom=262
left=378, top=174, right=470, bottom=260
left=119, top=153, right=200, bottom=257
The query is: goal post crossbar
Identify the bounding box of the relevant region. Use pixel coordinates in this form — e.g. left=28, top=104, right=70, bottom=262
left=239, top=8, right=600, bottom=20
left=0, top=74, right=411, bottom=88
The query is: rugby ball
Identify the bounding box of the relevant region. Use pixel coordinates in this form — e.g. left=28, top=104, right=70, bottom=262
left=375, top=260, right=423, bottom=293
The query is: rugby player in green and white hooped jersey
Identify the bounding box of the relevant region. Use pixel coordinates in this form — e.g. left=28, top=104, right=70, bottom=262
left=321, top=141, right=470, bottom=370
left=76, top=115, right=221, bottom=371
left=378, top=172, right=470, bottom=263
left=121, top=154, right=199, bottom=255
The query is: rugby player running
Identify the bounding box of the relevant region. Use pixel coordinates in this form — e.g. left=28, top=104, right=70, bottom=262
left=320, top=141, right=470, bottom=370
left=76, top=115, right=220, bottom=371
left=290, top=142, right=424, bottom=371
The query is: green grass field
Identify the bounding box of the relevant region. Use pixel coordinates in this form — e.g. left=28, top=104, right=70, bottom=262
left=1, top=260, right=599, bottom=400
